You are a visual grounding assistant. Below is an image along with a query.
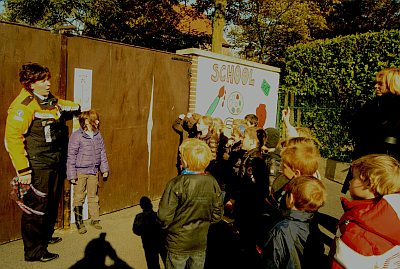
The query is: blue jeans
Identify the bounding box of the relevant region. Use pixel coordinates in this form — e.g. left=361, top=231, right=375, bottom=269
left=166, top=250, right=206, bottom=269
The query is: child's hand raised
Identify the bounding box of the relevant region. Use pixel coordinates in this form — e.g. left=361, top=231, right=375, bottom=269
left=282, top=107, right=291, bottom=125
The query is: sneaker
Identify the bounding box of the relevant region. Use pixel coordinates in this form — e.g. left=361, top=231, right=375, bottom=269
left=90, top=220, right=102, bottom=230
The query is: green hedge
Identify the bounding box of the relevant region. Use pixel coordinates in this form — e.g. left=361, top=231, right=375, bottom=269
left=282, top=30, right=400, bottom=162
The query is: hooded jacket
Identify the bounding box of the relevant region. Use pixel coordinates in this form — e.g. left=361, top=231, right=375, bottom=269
left=330, top=194, right=400, bottom=269
left=261, top=209, right=325, bottom=269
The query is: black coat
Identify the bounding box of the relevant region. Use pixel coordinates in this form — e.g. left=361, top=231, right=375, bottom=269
left=237, top=148, right=270, bottom=216
left=351, top=94, right=400, bottom=160
left=157, top=174, right=223, bottom=253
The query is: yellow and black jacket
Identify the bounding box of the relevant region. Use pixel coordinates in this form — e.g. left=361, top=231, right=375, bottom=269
left=5, top=88, right=80, bottom=176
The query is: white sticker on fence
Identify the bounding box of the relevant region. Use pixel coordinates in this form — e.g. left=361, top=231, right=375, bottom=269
left=71, top=68, right=93, bottom=223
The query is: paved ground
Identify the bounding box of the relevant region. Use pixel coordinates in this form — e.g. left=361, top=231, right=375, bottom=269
left=0, top=203, right=158, bottom=269
left=0, top=178, right=346, bottom=269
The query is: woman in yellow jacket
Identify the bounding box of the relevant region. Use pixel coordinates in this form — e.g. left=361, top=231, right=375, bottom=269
left=5, top=63, right=80, bottom=262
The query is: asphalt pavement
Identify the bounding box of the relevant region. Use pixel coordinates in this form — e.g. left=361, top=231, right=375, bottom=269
left=0, top=177, right=346, bottom=269
left=0, top=202, right=154, bottom=269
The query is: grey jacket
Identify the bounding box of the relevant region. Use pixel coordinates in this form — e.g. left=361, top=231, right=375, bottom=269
left=157, top=173, right=223, bottom=253
left=66, top=128, right=109, bottom=179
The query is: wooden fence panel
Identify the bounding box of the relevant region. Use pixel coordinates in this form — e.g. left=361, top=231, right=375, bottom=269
left=0, top=22, right=190, bottom=243
left=150, top=55, right=191, bottom=198
left=66, top=37, right=191, bottom=213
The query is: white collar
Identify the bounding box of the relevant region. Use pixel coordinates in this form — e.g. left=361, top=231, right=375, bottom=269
left=32, top=91, right=47, bottom=100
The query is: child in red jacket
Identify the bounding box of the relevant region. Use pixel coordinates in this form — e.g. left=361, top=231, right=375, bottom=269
left=330, top=154, right=400, bottom=269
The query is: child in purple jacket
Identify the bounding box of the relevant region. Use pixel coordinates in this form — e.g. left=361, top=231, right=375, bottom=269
left=67, top=110, right=109, bottom=234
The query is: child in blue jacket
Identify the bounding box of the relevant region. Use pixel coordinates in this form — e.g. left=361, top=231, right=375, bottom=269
left=261, top=176, right=327, bottom=269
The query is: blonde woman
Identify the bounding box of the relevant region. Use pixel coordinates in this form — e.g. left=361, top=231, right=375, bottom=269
left=343, top=67, right=400, bottom=193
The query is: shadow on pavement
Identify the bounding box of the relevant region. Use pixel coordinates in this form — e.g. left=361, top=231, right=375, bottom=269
left=69, top=233, right=133, bottom=269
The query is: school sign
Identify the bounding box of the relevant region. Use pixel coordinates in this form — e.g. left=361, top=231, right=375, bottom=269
left=177, top=49, right=280, bottom=128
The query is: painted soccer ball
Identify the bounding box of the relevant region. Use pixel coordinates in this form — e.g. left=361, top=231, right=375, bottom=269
left=227, top=91, right=244, bottom=115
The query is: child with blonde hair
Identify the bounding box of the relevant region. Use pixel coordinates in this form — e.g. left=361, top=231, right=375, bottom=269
left=158, top=138, right=223, bottom=269
left=196, top=115, right=219, bottom=160
left=272, top=137, right=321, bottom=198
left=263, top=137, right=322, bottom=237
left=280, top=138, right=320, bottom=179
left=330, top=154, right=400, bottom=269
left=261, top=176, right=327, bottom=269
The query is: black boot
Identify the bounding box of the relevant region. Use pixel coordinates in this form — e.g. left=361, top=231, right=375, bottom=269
left=74, top=206, right=87, bottom=234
